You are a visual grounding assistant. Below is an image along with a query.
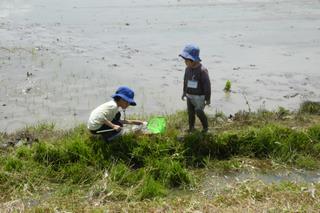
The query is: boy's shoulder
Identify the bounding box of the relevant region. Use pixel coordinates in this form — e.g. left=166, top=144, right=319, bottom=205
left=98, top=100, right=117, bottom=109
left=200, top=64, right=209, bottom=74
left=185, top=64, right=208, bottom=71
left=200, top=64, right=208, bottom=70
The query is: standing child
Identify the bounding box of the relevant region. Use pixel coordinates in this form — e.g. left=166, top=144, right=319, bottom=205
left=179, top=44, right=211, bottom=133
left=87, top=86, right=144, bottom=141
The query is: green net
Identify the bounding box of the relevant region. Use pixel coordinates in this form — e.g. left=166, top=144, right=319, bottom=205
left=147, top=117, right=166, bottom=134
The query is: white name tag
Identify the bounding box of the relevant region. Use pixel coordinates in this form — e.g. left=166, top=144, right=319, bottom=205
left=187, top=80, right=198, bottom=89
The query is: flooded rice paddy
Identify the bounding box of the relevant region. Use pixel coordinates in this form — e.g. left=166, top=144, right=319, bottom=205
left=0, top=0, right=320, bottom=132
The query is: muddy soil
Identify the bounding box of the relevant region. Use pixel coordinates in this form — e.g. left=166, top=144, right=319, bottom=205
left=0, top=0, right=319, bottom=132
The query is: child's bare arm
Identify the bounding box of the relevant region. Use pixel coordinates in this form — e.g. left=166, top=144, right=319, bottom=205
left=104, top=120, right=121, bottom=131
left=122, top=119, right=144, bottom=125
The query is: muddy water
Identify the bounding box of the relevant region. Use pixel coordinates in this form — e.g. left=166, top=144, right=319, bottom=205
left=201, top=169, right=320, bottom=197
left=0, top=0, right=320, bottom=132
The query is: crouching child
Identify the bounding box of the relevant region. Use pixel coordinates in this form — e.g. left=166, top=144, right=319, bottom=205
left=87, top=86, right=144, bottom=141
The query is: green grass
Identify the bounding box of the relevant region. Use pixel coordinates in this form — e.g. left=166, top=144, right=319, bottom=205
left=300, top=101, right=320, bottom=115
left=1, top=106, right=320, bottom=210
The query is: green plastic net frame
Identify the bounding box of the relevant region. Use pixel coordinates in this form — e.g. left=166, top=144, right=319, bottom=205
left=147, top=117, right=166, bottom=134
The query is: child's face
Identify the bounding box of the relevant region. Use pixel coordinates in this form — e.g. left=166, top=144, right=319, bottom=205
left=119, top=99, right=129, bottom=109
left=184, top=59, right=194, bottom=68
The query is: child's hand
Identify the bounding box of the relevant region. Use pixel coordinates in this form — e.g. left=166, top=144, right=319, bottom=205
left=135, top=120, right=145, bottom=125
left=113, top=125, right=122, bottom=132
left=128, top=120, right=145, bottom=125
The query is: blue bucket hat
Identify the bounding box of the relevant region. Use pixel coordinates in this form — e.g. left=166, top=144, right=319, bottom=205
left=179, top=44, right=201, bottom=62
left=112, top=86, right=136, bottom=106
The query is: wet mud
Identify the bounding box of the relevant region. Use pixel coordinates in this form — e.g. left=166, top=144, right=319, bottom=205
left=0, top=0, right=320, bottom=132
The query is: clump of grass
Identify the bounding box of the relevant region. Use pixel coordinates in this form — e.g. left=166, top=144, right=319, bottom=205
left=109, top=162, right=145, bottom=187
left=294, top=154, right=318, bottom=170
left=60, top=163, right=98, bottom=184
left=4, top=156, right=23, bottom=172
left=16, top=146, right=33, bottom=159
left=299, top=101, right=320, bottom=115
left=148, top=158, right=193, bottom=188
left=209, top=111, right=227, bottom=126
left=165, top=111, right=188, bottom=134
left=181, top=124, right=320, bottom=169
left=224, top=80, right=231, bottom=92
left=33, top=142, right=69, bottom=167
left=137, top=175, right=167, bottom=200
left=110, top=162, right=131, bottom=184
left=233, top=110, right=252, bottom=124
left=276, top=106, right=291, bottom=119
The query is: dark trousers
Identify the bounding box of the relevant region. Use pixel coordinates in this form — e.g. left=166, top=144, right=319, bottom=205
left=187, top=98, right=208, bottom=131
left=90, top=112, right=123, bottom=141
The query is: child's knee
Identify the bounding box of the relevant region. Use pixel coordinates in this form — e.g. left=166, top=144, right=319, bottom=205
left=195, top=108, right=205, bottom=115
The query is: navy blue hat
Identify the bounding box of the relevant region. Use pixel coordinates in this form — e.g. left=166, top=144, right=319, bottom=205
left=179, top=44, right=201, bottom=62
left=112, top=86, right=136, bottom=106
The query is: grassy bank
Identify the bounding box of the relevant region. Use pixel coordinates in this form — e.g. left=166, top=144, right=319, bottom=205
left=1, top=102, right=320, bottom=211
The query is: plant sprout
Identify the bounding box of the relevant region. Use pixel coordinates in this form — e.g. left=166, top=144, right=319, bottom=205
left=224, top=80, right=231, bottom=92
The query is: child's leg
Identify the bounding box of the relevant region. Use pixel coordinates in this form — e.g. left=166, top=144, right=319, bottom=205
left=102, top=112, right=124, bottom=141
left=91, top=124, right=116, bottom=141
left=187, top=98, right=196, bottom=131
left=192, top=95, right=208, bottom=131
left=102, top=130, right=122, bottom=142
left=92, top=112, right=123, bottom=141
left=195, top=109, right=208, bottom=131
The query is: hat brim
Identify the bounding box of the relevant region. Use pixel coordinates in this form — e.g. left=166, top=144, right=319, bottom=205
left=112, top=94, right=136, bottom=106
left=179, top=52, right=201, bottom=62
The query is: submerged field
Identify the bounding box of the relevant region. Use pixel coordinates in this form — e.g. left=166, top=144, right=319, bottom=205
left=0, top=102, right=320, bottom=212
left=1, top=0, right=320, bottom=132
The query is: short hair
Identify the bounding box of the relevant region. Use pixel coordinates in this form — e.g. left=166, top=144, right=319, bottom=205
left=182, top=56, right=193, bottom=62
left=113, top=96, right=122, bottom=102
